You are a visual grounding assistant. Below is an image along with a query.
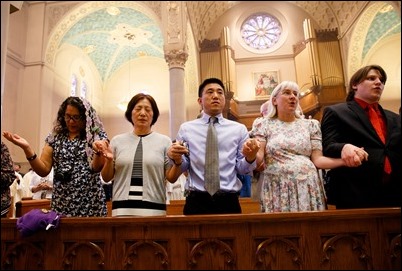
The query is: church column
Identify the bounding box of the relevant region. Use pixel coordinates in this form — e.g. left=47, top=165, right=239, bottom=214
left=162, top=1, right=188, bottom=138
left=1, top=2, right=11, bottom=120
left=165, top=50, right=188, bottom=138
left=1, top=1, right=23, bottom=122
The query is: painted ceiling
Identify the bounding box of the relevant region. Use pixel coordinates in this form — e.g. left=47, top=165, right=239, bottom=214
left=53, top=1, right=400, bottom=82
left=60, top=6, right=164, bottom=82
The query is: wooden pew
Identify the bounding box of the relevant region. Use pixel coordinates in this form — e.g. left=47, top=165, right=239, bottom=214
left=15, top=197, right=326, bottom=217
left=2, top=207, right=400, bottom=270
left=167, top=197, right=260, bottom=215
left=16, top=199, right=113, bottom=217
left=106, top=200, right=112, bottom=216
left=15, top=199, right=51, bottom=217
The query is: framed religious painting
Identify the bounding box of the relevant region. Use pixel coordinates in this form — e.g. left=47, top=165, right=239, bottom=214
left=253, top=70, right=279, bottom=98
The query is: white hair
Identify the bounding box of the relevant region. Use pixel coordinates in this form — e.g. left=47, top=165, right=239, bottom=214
left=266, top=81, right=304, bottom=119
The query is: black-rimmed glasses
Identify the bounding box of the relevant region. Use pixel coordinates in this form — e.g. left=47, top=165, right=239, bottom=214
left=64, top=114, right=83, bottom=122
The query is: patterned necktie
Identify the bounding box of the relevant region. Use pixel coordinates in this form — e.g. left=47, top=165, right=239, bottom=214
left=367, top=104, right=391, bottom=174
left=204, top=117, right=220, bottom=195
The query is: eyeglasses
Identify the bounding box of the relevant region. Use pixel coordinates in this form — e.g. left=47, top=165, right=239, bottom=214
left=64, top=114, right=83, bottom=122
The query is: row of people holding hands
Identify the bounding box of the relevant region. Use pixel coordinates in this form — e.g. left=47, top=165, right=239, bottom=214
left=2, top=64, right=400, bottom=218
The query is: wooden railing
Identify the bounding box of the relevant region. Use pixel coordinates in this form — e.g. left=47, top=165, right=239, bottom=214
left=167, top=198, right=260, bottom=215
left=299, top=83, right=346, bottom=120
left=1, top=207, right=400, bottom=270
left=15, top=199, right=113, bottom=218
left=14, top=198, right=259, bottom=217
left=15, top=199, right=51, bottom=217
left=229, top=81, right=346, bottom=126
left=228, top=99, right=264, bottom=129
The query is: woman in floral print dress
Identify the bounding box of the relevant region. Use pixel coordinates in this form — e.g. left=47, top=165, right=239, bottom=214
left=250, top=81, right=366, bottom=212
left=3, top=97, right=109, bottom=217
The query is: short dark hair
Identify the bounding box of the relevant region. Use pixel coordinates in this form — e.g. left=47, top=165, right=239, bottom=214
left=125, top=93, right=160, bottom=126
left=346, top=64, right=387, bottom=101
left=198, top=78, right=225, bottom=97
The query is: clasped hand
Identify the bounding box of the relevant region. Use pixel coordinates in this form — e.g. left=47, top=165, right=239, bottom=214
left=242, top=138, right=260, bottom=162
left=38, top=182, right=51, bottom=190
left=167, top=141, right=189, bottom=164
left=92, top=140, right=113, bottom=159
left=341, top=144, right=369, bottom=167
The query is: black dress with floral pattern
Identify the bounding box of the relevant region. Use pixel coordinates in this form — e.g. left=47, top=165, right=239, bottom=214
left=47, top=133, right=107, bottom=217
left=1, top=141, right=16, bottom=217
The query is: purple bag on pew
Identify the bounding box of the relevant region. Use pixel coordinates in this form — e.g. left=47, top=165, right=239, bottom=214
left=16, top=209, right=62, bottom=237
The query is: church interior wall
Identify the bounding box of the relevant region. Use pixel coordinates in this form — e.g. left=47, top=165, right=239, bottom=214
left=1, top=1, right=400, bottom=168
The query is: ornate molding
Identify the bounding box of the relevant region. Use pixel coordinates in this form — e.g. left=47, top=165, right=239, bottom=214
left=124, top=240, right=168, bottom=269
left=164, top=49, right=188, bottom=69
left=166, top=1, right=182, bottom=43
left=47, top=2, right=79, bottom=35
left=316, top=28, right=339, bottom=42
left=293, top=40, right=307, bottom=55
left=141, top=1, right=162, bottom=19
left=199, top=39, right=220, bottom=53
left=189, top=238, right=236, bottom=269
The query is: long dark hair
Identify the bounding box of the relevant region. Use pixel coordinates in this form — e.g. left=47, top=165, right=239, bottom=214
left=53, top=96, right=86, bottom=138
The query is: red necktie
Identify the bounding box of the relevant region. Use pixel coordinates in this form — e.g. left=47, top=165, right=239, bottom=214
left=367, top=104, right=391, bottom=174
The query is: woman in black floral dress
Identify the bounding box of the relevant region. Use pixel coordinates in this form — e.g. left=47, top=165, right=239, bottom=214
left=1, top=141, right=16, bottom=218
left=3, top=97, right=109, bottom=217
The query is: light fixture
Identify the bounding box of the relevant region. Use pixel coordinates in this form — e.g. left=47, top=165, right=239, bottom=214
left=117, top=91, right=133, bottom=111
left=116, top=90, right=149, bottom=111
left=117, top=99, right=129, bottom=111
left=106, top=6, right=120, bottom=16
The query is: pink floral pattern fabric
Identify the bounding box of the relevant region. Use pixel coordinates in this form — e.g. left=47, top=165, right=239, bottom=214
left=250, top=118, right=326, bottom=212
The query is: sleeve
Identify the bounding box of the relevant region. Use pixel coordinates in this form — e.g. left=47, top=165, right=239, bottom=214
left=309, top=119, right=322, bottom=151
left=249, top=117, right=267, bottom=142
left=29, top=173, right=41, bottom=191
left=163, top=135, right=173, bottom=171
left=237, top=124, right=257, bottom=174
left=321, top=106, right=345, bottom=157
left=45, top=132, right=57, bottom=149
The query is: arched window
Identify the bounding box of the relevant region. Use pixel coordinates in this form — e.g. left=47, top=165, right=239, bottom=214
left=80, top=81, right=87, bottom=99
left=70, top=74, right=77, bottom=96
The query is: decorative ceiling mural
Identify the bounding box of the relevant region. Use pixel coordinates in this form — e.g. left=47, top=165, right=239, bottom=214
left=47, top=1, right=400, bottom=83
left=362, top=5, right=401, bottom=59
left=60, top=6, right=164, bottom=82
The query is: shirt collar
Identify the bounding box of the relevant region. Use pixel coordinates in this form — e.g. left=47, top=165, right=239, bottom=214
left=202, top=113, right=223, bottom=124
left=354, top=98, right=378, bottom=110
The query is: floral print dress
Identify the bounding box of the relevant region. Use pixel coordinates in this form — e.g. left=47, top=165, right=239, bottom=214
left=47, top=133, right=107, bottom=217
left=250, top=118, right=326, bottom=212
